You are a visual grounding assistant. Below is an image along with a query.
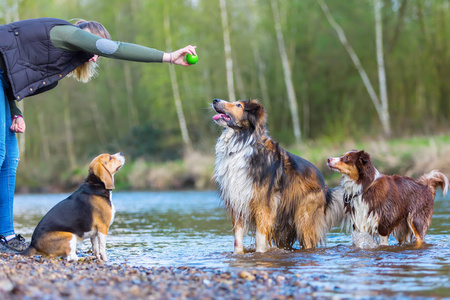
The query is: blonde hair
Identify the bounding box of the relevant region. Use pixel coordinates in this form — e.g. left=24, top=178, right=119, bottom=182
left=67, top=19, right=111, bottom=83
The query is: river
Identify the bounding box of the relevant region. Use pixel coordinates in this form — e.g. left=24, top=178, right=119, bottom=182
left=13, top=190, right=450, bottom=298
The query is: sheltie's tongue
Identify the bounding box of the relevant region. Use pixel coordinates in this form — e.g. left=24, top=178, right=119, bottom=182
left=213, top=113, right=227, bottom=121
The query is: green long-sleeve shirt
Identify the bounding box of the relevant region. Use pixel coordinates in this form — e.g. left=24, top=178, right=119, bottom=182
left=6, top=24, right=166, bottom=117
left=49, top=25, right=165, bottom=62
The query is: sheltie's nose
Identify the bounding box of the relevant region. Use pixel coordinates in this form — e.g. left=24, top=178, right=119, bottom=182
left=213, top=98, right=222, bottom=104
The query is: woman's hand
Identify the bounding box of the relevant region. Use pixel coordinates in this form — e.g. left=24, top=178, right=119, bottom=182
left=10, top=116, right=26, bottom=133
left=165, top=45, right=197, bottom=66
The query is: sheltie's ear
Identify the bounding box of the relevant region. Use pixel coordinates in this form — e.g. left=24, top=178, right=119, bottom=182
left=244, top=99, right=266, bottom=129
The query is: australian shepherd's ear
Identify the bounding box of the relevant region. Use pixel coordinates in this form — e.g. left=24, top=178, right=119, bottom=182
left=356, top=150, right=370, bottom=167
left=354, top=150, right=375, bottom=180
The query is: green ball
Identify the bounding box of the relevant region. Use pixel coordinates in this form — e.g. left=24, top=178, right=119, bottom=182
left=186, top=54, right=199, bottom=65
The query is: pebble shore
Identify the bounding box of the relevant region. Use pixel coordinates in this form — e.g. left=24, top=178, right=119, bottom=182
left=0, top=251, right=343, bottom=300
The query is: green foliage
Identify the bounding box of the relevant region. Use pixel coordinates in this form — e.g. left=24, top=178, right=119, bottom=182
left=119, top=122, right=183, bottom=162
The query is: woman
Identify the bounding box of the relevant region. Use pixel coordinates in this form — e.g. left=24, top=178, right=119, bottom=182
left=0, top=18, right=197, bottom=252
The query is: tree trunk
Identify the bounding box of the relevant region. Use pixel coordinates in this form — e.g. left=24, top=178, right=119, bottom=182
left=88, top=85, right=107, bottom=146
left=252, top=44, right=271, bottom=106
left=123, top=63, right=138, bottom=128
left=1, top=0, right=20, bottom=23
left=318, top=0, right=391, bottom=137
left=63, top=90, right=76, bottom=170
left=164, top=7, right=192, bottom=150
left=112, top=9, right=138, bottom=130
left=374, top=0, right=391, bottom=137
left=219, top=0, right=236, bottom=102
left=387, top=0, right=408, bottom=54
left=37, top=113, right=50, bottom=161
left=234, top=61, right=246, bottom=100
left=106, top=75, right=122, bottom=134
left=270, top=0, right=301, bottom=143
left=302, top=81, right=310, bottom=139
left=245, top=0, right=271, bottom=106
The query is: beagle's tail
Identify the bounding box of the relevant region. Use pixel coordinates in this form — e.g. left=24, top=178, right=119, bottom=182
left=20, top=245, right=38, bottom=256
left=418, top=170, right=449, bottom=197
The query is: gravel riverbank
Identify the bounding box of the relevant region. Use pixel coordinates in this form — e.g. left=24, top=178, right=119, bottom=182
left=0, top=252, right=342, bottom=300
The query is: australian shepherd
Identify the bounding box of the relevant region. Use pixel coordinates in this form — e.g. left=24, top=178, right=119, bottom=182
left=327, top=150, right=448, bottom=246
left=212, top=98, right=346, bottom=253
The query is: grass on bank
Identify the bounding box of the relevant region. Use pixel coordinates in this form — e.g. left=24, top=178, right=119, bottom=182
left=16, top=134, right=450, bottom=193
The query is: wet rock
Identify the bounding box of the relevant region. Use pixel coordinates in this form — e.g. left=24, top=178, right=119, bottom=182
left=239, top=270, right=255, bottom=281
left=0, top=279, right=14, bottom=292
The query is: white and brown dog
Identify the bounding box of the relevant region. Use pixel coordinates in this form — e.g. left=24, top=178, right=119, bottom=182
left=328, top=150, right=448, bottom=247
left=21, top=153, right=125, bottom=261
left=213, top=98, right=346, bottom=253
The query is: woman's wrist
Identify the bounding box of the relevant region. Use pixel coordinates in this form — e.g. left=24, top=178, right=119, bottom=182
left=162, top=52, right=173, bottom=64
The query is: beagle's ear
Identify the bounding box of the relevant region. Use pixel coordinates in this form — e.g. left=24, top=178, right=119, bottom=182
left=90, top=161, right=115, bottom=190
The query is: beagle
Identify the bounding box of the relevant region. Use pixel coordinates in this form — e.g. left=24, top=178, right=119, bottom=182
left=21, top=153, right=125, bottom=261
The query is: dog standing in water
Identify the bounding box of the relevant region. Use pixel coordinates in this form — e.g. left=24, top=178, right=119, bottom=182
left=213, top=98, right=346, bottom=253
left=328, top=150, right=448, bottom=247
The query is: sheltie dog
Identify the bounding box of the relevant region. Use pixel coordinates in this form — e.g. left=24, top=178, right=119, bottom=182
left=327, top=150, right=448, bottom=246
left=212, top=98, right=346, bottom=253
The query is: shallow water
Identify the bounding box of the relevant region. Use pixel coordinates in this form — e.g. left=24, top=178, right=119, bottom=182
left=13, top=190, right=450, bottom=298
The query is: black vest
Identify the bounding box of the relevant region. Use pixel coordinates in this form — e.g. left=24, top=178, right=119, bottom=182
left=0, top=18, right=93, bottom=101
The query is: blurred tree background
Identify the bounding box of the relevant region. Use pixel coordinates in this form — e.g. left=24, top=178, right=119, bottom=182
left=1, top=0, right=449, bottom=191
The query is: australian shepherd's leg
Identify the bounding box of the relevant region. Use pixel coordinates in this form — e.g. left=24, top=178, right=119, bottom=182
left=295, top=192, right=327, bottom=249
left=408, top=217, right=425, bottom=247
left=393, top=221, right=413, bottom=245
left=232, top=217, right=245, bottom=254
left=379, top=235, right=389, bottom=245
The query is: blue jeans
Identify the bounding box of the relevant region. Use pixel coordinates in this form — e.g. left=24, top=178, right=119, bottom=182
left=0, top=70, right=19, bottom=237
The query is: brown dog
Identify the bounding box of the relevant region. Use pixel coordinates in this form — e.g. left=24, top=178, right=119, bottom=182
left=21, top=153, right=125, bottom=261
left=328, top=150, right=448, bottom=246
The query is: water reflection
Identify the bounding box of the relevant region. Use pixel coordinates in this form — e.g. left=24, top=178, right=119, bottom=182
left=13, top=190, right=450, bottom=298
